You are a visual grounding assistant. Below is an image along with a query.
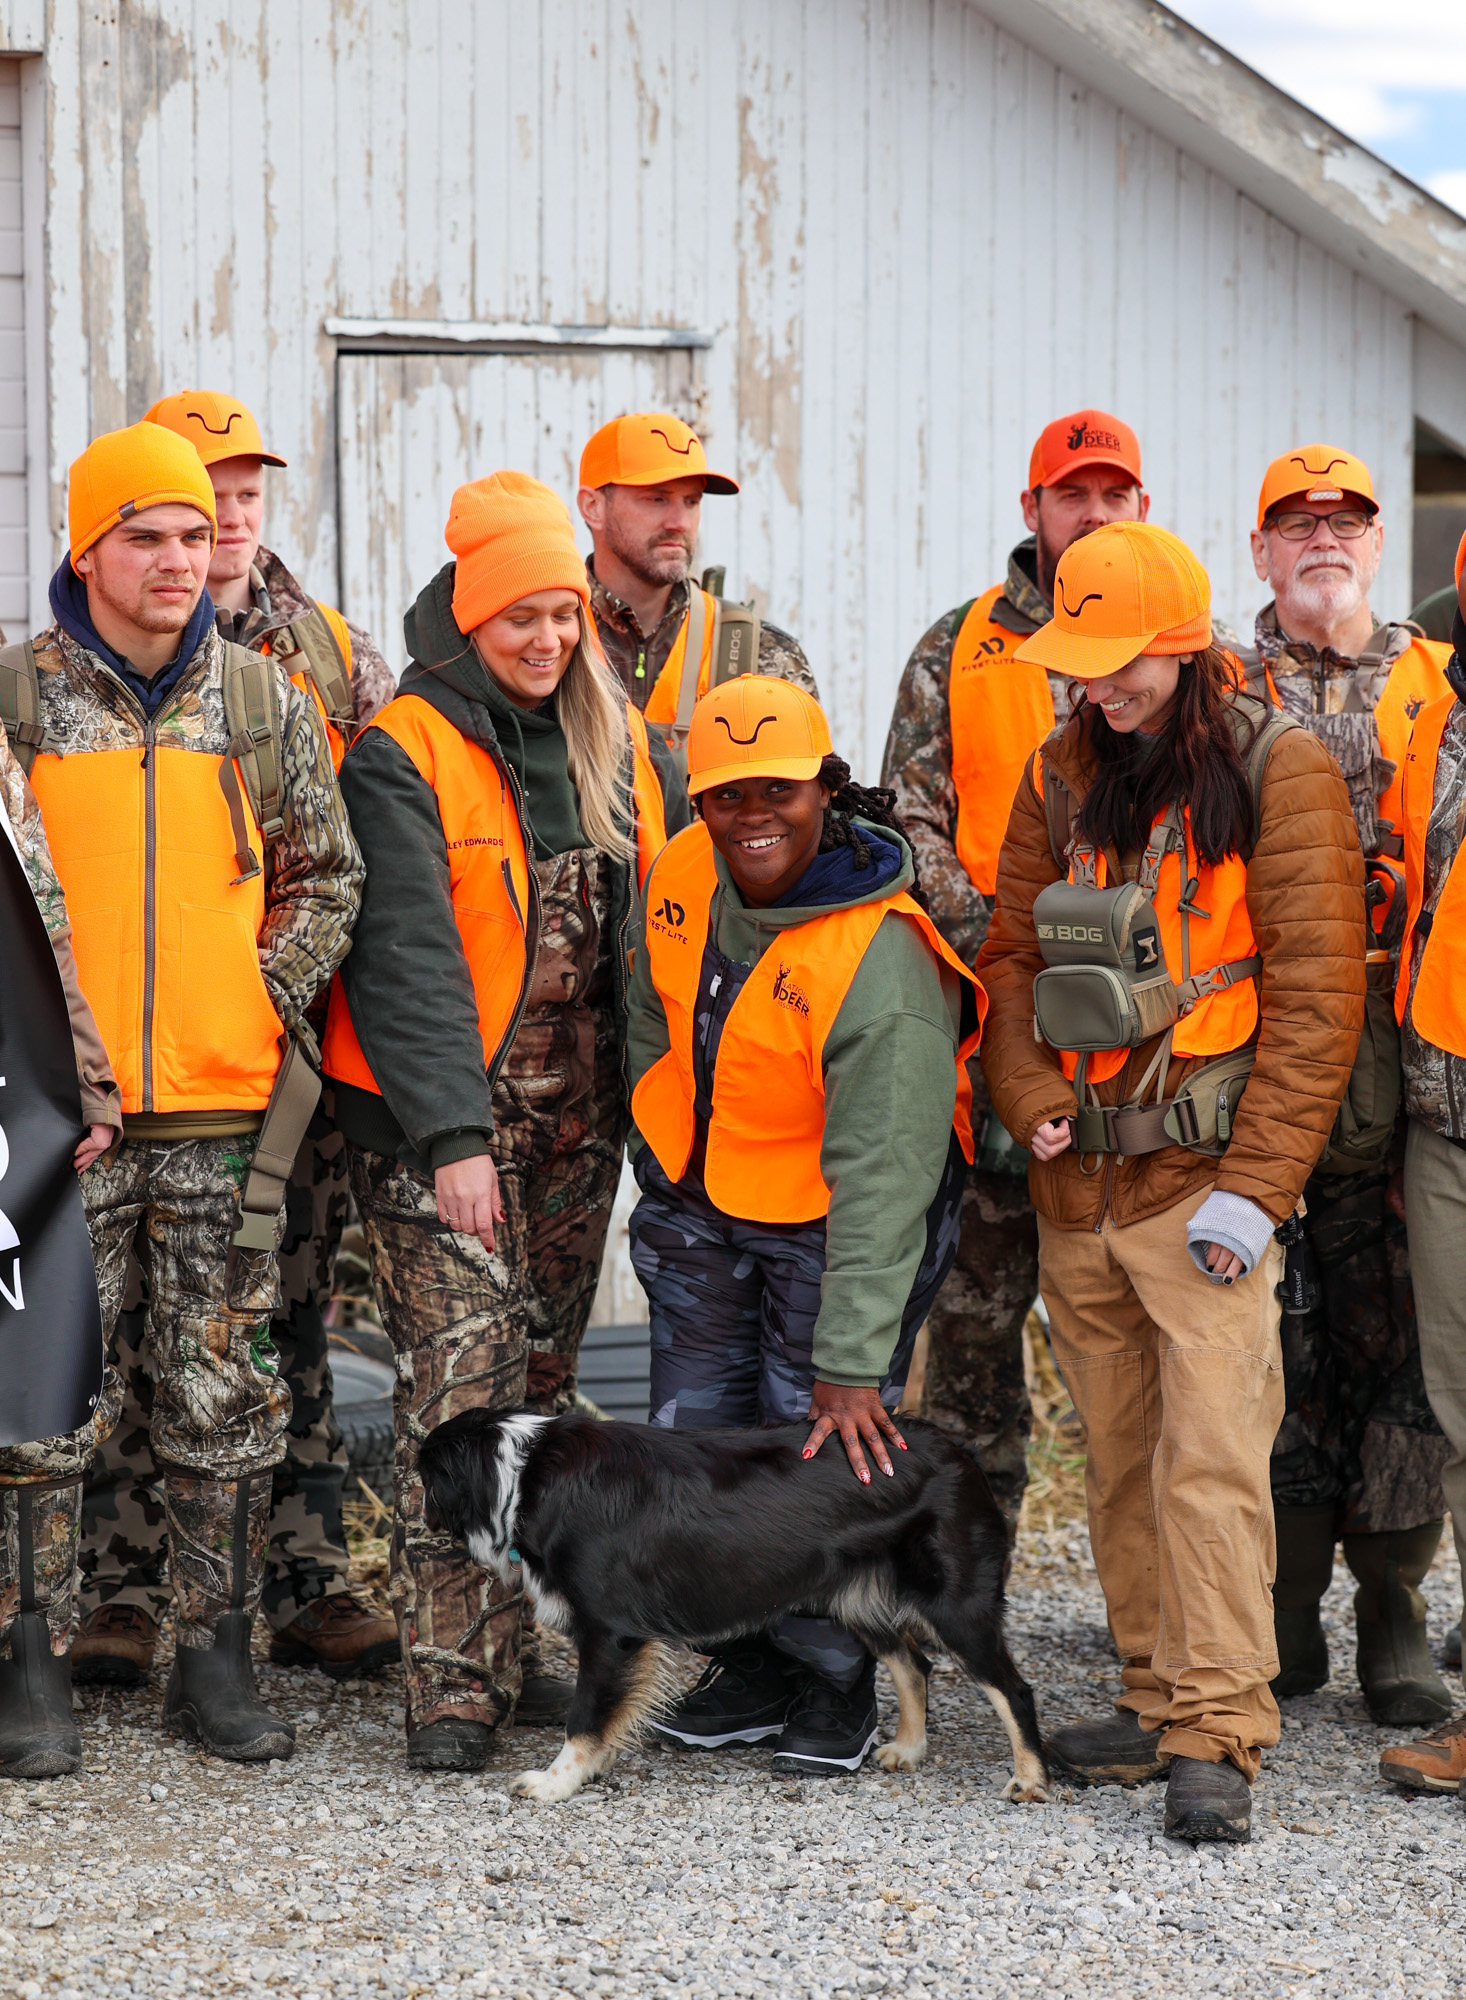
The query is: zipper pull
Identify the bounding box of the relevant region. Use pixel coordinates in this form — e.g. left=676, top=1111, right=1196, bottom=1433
left=709, top=971, right=723, bottom=998
left=139, top=744, right=149, bottom=770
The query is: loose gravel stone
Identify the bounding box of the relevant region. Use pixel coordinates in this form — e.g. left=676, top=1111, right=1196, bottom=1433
left=1, top=1527, right=1461, bottom=1997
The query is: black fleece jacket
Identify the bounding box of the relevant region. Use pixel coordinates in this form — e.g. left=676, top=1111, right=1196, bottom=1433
left=330, top=561, right=690, bottom=1175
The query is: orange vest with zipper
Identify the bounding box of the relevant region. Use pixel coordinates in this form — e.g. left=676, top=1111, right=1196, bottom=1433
left=641, top=588, right=718, bottom=729
left=632, top=822, right=986, bottom=1224
left=1032, top=753, right=1260, bottom=1086
left=948, top=587, right=1058, bottom=897
left=321, top=695, right=668, bottom=1095
left=1395, top=689, right=1466, bottom=1055
left=30, top=745, right=283, bottom=1115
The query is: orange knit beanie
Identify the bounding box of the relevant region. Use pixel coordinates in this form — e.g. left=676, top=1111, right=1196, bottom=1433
left=68, top=422, right=218, bottom=565
left=446, top=471, right=590, bottom=635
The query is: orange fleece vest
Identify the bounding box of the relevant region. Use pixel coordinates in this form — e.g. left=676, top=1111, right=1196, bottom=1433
left=948, top=587, right=1057, bottom=897
left=632, top=822, right=985, bottom=1224
left=1032, top=754, right=1259, bottom=1085
left=1376, top=638, right=1451, bottom=835
left=641, top=588, right=719, bottom=730
left=1395, top=689, right=1466, bottom=1055
left=31, top=745, right=283, bottom=1115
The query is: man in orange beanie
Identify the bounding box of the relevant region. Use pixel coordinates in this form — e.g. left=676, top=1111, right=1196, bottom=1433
left=577, top=411, right=817, bottom=760
left=879, top=409, right=1149, bottom=1531
left=0, top=421, right=362, bottom=1779
left=66, top=392, right=397, bottom=1695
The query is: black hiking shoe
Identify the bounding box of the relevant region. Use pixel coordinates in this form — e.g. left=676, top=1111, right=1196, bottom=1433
left=406, top=1716, right=493, bottom=1771
left=514, top=1670, right=573, bottom=1728
left=770, top=1660, right=879, bottom=1777
left=1163, top=1755, right=1252, bottom=1843
left=161, top=1613, right=294, bottom=1763
left=650, top=1640, right=802, bottom=1751
left=0, top=1615, right=82, bottom=1781
left=1444, top=1620, right=1462, bottom=1673
left=1046, top=1707, right=1164, bottom=1787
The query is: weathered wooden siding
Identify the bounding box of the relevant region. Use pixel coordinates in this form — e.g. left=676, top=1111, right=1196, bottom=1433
left=3, top=0, right=1441, bottom=766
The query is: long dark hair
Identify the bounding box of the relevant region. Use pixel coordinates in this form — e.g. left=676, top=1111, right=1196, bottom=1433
left=1072, top=647, right=1255, bottom=868
left=815, top=754, right=929, bottom=910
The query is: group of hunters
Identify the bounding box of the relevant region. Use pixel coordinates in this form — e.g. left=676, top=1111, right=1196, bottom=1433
left=3, top=387, right=1466, bottom=1850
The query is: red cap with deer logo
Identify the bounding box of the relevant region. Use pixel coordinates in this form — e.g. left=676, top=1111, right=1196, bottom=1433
left=1028, top=408, right=1142, bottom=490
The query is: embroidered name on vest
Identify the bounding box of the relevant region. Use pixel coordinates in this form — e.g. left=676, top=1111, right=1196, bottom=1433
left=446, top=834, right=504, bottom=850
left=771, top=963, right=811, bottom=1015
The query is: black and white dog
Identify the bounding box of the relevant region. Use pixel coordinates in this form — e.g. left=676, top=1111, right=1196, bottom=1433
left=417, top=1408, right=1049, bottom=1805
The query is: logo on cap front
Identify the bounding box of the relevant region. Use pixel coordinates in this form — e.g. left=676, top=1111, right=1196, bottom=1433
left=649, top=426, right=694, bottom=456
left=715, top=712, right=780, bottom=747
left=1057, top=580, right=1103, bottom=618
left=187, top=408, right=245, bottom=437
left=1067, top=422, right=1125, bottom=455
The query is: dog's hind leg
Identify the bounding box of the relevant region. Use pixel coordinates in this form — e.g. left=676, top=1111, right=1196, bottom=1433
left=874, top=1640, right=931, bottom=1774
left=513, top=1629, right=670, bottom=1805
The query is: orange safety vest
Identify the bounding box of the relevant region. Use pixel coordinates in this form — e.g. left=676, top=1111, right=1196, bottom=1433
left=322, top=695, right=669, bottom=1093
left=262, top=602, right=355, bottom=771
left=31, top=745, right=284, bottom=1115
left=948, top=587, right=1058, bottom=897
left=632, top=822, right=987, bottom=1224
left=1033, top=754, right=1259, bottom=1086
left=641, top=588, right=719, bottom=730
left=1376, top=638, right=1451, bottom=836
left=1395, top=689, right=1466, bottom=1055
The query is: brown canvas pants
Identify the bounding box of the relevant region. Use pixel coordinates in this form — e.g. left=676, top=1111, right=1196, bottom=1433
left=1038, top=1189, right=1286, bottom=1780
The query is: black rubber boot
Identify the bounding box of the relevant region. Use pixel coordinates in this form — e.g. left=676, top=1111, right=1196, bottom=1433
left=0, top=1485, right=84, bottom=1780
left=1163, top=1755, right=1252, bottom=1843
left=161, top=1473, right=294, bottom=1762
left=1344, top=1523, right=1454, bottom=1728
left=1046, top=1707, right=1165, bottom=1787
left=1271, top=1504, right=1335, bottom=1699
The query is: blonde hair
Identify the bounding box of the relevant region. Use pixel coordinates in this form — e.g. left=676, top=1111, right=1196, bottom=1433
left=553, top=611, right=635, bottom=861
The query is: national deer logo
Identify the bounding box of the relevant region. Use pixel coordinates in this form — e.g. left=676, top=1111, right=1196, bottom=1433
left=771, top=963, right=811, bottom=1016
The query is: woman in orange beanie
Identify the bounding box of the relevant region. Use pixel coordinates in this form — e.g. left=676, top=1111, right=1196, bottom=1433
left=321, top=470, right=689, bottom=1770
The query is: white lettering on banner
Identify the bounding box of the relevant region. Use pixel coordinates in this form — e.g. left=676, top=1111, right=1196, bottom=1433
left=0, top=1258, right=21, bottom=1311
left=0, top=1078, right=20, bottom=1307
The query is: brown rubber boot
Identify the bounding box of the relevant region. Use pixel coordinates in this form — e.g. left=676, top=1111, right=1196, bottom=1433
left=1344, top=1522, right=1454, bottom=1728
left=71, top=1604, right=159, bottom=1688
left=267, top=1594, right=399, bottom=1681
left=1270, top=1505, right=1335, bottom=1700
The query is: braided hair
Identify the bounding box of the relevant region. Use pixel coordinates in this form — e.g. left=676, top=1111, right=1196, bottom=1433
left=816, top=754, right=929, bottom=910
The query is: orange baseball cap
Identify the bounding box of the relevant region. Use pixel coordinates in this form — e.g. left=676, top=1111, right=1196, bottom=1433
left=686, top=675, right=833, bottom=795
left=1257, top=444, right=1376, bottom=526
left=1028, top=409, right=1142, bottom=491
left=579, top=412, right=738, bottom=495
left=1014, top=521, right=1211, bottom=681
left=143, top=391, right=288, bottom=469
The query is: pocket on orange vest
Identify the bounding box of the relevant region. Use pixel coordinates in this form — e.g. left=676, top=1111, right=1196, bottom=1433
left=175, top=904, right=283, bottom=1094
left=66, top=903, right=125, bottom=1076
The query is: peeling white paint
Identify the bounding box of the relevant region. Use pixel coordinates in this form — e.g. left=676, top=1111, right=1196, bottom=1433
left=1319, top=143, right=1419, bottom=229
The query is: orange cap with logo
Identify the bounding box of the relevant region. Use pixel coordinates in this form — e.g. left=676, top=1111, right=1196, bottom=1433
left=1028, top=409, right=1142, bottom=491
left=580, top=412, right=739, bottom=495
left=1257, top=444, right=1376, bottom=527
left=686, top=675, right=833, bottom=795
left=1014, top=521, right=1212, bottom=682
left=143, top=391, right=288, bottom=469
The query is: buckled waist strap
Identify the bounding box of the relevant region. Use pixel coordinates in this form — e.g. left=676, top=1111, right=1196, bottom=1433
left=1072, top=1093, right=1205, bottom=1157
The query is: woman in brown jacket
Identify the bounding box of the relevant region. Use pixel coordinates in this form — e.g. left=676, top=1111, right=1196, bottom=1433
left=978, top=522, right=1363, bottom=1844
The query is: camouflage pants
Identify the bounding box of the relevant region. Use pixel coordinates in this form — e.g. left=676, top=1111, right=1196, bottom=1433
left=919, top=1166, right=1037, bottom=1525
left=166, top=1467, right=273, bottom=1648
left=1271, top=1169, right=1448, bottom=1534
left=78, top=1105, right=352, bottom=1629
left=628, top=1136, right=965, bottom=1688
left=347, top=1099, right=623, bottom=1733
left=0, top=1483, right=82, bottom=1655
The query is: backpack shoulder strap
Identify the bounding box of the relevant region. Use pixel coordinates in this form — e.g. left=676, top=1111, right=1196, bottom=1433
left=218, top=641, right=285, bottom=881
left=271, top=602, right=355, bottom=734
left=1233, top=692, right=1299, bottom=855
left=0, top=638, right=52, bottom=775
left=1039, top=750, right=1079, bottom=872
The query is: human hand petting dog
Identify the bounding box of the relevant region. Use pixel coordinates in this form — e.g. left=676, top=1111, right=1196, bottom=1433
left=803, top=1381, right=907, bottom=1484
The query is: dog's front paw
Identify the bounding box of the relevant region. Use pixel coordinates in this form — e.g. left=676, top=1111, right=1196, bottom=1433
left=1000, top=1775, right=1051, bottom=1804
left=875, top=1739, right=927, bottom=1773
left=511, top=1766, right=583, bottom=1803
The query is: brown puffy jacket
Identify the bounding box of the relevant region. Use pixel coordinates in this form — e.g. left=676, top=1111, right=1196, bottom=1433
left=976, top=706, right=1365, bottom=1231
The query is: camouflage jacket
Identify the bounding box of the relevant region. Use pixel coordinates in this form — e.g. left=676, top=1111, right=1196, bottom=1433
left=31, top=624, right=363, bottom=1040
left=1, top=722, right=120, bottom=1125
left=216, top=545, right=395, bottom=725
left=880, top=538, right=1072, bottom=969
left=587, top=561, right=819, bottom=708
left=1400, top=683, right=1466, bottom=1139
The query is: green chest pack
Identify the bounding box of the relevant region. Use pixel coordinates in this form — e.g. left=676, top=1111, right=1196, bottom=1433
left=1032, top=878, right=1177, bottom=1053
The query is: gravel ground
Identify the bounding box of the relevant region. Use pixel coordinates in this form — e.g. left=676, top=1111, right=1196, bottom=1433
left=4, top=1526, right=1463, bottom=2000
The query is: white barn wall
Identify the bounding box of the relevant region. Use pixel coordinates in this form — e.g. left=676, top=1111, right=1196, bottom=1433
left=1, top=0, right=1438, bottom=771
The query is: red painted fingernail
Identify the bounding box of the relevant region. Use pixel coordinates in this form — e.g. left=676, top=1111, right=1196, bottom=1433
left=802, top=1449, right=812, bottom=1460
left=860, top=1470, right=870, bottom=1484
left=897, top=1439, right=907, bottom=1450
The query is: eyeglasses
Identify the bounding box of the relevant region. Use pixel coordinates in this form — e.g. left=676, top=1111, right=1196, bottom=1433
left=1264, top=509, right=1374, bottom=542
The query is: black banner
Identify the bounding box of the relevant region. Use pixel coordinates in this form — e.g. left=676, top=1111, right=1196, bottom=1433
left=0, top=820, right=104, bottom=1446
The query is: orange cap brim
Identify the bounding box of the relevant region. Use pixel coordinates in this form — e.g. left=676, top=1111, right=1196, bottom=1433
left=1013, top=626, right=1161, bottom=681
left=687, top=753, right=824, bottom=795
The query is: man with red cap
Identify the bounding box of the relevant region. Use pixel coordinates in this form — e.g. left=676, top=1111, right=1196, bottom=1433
left=1380, top=529, right=1466, bottom=1795
left=66, top=393, right=397, bottom=1693
left=577, top=411, right=818, bottom=762
left=0, top=421, right=361, bottom=1779
left=1236, top=445, right=1456, bottom=1732
left=879, top=409, right=1149, bottom=1525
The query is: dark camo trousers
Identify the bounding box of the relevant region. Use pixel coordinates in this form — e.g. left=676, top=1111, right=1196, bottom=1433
left=1271, top=1169, right=1448, bottom=1534
left=78, top=1104, right=353, bottom=1630
left=920, top=1166, right=1037, bottom=1526
left=628, top=1136, right=966, bottom=1688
